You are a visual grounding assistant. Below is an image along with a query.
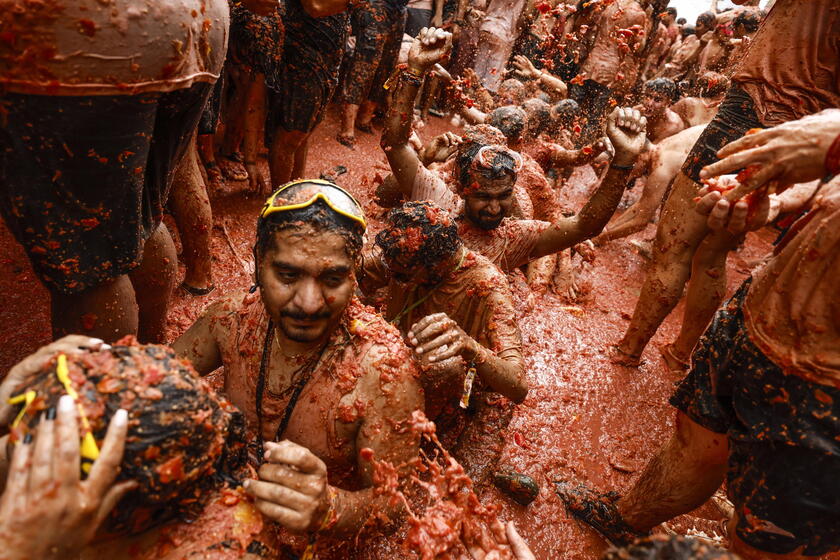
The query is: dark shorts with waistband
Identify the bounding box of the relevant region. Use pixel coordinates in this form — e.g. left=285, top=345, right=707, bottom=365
left=0, top=83, right=211, bottom=294
left=681, top=84, right=763, bottom=183
left=670, top=282, right=840, bottom=556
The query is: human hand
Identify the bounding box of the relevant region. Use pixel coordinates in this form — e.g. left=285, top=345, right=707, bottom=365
left=431, top=13, right=443, bottom=28
left=425, top=131, right=462, bottom=163
left=512, top=55, right=541, bottom=81
left=240, top=0, right=279, bottom=16
left=699, top=109, right=840, bottom=193
left=467, top=520, right=535, bottom=560
left=431, top=63, right=454, bottom=83
left=245, top=441, right=331, bottom=533
left=408, top=312, right=479, bottom=363
left=605, top=107, right=648, bottom=167
left=0, top=395, right=133, bottom=560
left=408, top=27, right=453, bottom=74
left=695, top=185, right=780, bottom=235
left=0, top=336, right=110, bottom=426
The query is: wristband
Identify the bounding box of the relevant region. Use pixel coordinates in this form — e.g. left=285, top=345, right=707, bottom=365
left=824, top=132, right=840, bottom=177
left=383, top=65, right=425, bottom=91
left=610, top=162, right=634, bottom=170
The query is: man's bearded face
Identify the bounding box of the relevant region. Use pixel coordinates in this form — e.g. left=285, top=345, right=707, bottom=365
left=463, top=174, right=516, bottom=231
left=258, top=226, right=355, bottom=343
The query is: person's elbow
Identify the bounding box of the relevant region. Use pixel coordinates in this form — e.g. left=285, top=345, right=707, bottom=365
left=300, top=0, right=347, bottom=18
left=508, top=369, right=529, bottom=404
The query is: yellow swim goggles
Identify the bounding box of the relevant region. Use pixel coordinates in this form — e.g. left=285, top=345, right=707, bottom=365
left=259, top=179, right=367, bottom=231
left=8, top=354, right=100, bottom=474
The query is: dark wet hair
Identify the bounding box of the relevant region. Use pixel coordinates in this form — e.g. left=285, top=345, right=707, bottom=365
left=455, top=141, right=519, bottom=189
left=521, top=98, right=552, bottom=137
left=733, top=10, right=761, bottom=32
left=665, top=7, right=677, bottom=17
left=696, top=11, right=716, bottom=28
left=680, top=24, right=695, bottom=38
left=497, top=78, right=527, bottom=103
left=644, top=78, right=679, bottom=103
left=602, top=535, right=739, bottom=560
left=375, top=201, right=461, bottom=270
left=255, top=199, right=364, bottom=260
left=10, top=339, right=247, bottom=535
left=553, top=98, right=580, bottom=126
left=677, top=17, right=686, bottom=25
left=489, top=105, right=527, bottom=142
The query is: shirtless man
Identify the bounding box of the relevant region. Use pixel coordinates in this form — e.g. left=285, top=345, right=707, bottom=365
left=0, top=0, right=230, bottom=343
left=382, top=29, right=648, bottom=277
left=473, top=0, right=531, bottom=92
left=594, top=125, right=705, bottom=245
left=174, top=180, right=424, bottom=550
left=637, top=78, right=685, bottom=143
left=558, top=111, right=840, bottom=560
left=658, top=25, right=698, bottom=81
left=360, top=201, right=530, bottom=495
left=613, top=0, right=840, bottom=367
left=572, top=0, right=649, bottom=145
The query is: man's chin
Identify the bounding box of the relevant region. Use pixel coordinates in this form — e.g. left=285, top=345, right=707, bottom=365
left=475, top=217, right=503, bottom=230
left=278, top=321, right=328, bottom=343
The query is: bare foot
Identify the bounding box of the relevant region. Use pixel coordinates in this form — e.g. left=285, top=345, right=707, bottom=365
left=218, top=154, right=248, bottom=181
left=336, top=133, right=355, bottom=149
left=608, top=345, right=642, bottom=367
left=659, top=342, right=689, bottom=373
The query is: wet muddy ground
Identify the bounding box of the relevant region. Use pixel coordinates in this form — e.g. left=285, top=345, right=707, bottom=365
left=0, top=107, right=835, bottom=559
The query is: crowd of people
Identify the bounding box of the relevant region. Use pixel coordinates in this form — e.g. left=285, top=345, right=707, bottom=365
left=0, top=0, right=838, bottom=558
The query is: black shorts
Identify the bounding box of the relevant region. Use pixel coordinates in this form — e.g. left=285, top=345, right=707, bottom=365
left=405, top=7, right=432, bottom=37
left=199, top=74, right=225, bottom=136
left=681, top=85, right=763, bottom=182
left=671, top=282, right=840, bottom=556
left=0, top=83, right=211, bottom=294
left=266, top=0, right=347, bottom=136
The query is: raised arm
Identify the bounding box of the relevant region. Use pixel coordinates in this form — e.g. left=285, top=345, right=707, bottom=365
left=529, top=108, right=648, bottom=259
left=512, top=55, right=568, bottom=98
left=382, top=28, right=453, bottom=195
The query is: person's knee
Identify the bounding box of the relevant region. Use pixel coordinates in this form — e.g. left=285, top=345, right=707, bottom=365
left=674, top=412, right=729, bottom=467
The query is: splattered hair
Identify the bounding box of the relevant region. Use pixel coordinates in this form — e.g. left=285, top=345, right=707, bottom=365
left=375, top=201, right=461, bottom=270
left=733, top=10, right=761, bottom=33
left=489, top=105, right=527, bottom=142
left=521, top=98, right=552, bottom=137
left=255, top=199, right=365, bottom=260
left=644, top=78, right=679, bottom=103
left=8, top=339, right=247, bottom=535
left=696, top=11, right=716, bottom=28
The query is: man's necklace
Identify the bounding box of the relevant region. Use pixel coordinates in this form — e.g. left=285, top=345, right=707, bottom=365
left=255, top=320, right=338, bottom=462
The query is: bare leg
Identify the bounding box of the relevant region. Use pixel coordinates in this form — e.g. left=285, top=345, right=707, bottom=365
left=667, top=230, right=742, bottom=365
left=615, top=172, right=710, bottom=362
left=356, top=100, right=376, bottom=129
left=220, top=66, right=250, bottom=157
left=616, top=412, right=729, bottom=531
left=129, top=222, right=178, bottom=343
left=268, top=128, right=308, bottom=186
left=243, top=76, right=269, bottom=194
left=292, top=135, right=309, bottom=181
left=169, top=139, right=214, bottom=292
left=51, top=276, right=138, bottom=342
left=338, top=103, right=359, bottom=146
